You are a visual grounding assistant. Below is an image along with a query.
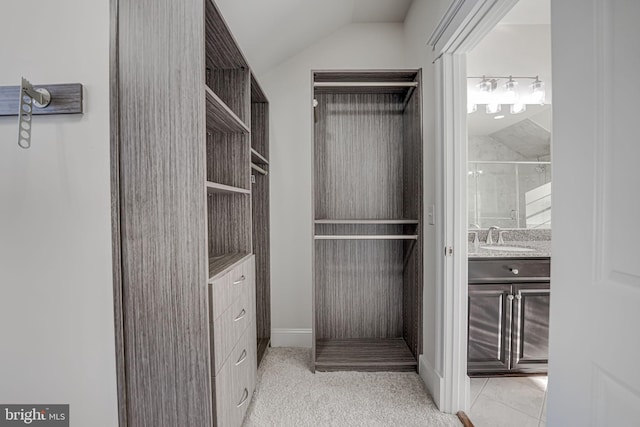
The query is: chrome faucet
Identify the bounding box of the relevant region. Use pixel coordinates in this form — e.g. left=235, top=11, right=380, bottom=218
left=486, top=226, right=500, bottom=245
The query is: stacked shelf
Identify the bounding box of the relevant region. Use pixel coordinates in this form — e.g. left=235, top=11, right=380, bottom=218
left=315, top=338, right=417, bottom=372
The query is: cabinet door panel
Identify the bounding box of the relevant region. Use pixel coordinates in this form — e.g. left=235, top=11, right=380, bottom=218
left=511, top=283, right=550, bottom=373
left=468, top=284, right=512, bottom=374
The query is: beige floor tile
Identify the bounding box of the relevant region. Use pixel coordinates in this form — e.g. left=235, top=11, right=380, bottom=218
left=469, top=378, right=488, bottom=407
left=528, top=376, right=548, bottom=392
left=469, top=395, right=539, bottom=427
left=481, top=377, right=545, bottom=418
left=541, top=393, right=547, bottom=420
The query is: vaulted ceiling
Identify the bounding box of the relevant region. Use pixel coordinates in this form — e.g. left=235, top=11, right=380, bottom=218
left=215, top=0, right=414, bottom=75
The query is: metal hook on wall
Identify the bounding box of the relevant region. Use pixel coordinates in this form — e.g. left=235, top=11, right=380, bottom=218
left=0, top=78, right=83, bottom=149
left=18, top=77, right=51, bottom=149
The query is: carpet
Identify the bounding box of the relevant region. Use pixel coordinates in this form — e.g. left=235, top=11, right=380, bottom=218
left=243, top=347, right=462, bottom=427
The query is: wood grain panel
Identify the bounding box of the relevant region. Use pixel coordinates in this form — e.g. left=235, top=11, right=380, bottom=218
left=251, top=73, right=268, bottom=103
left=314, top=70, right=419, bottom=83
left=205, top=87, right=249, bottom=134
left=116, top=0, right=211, bottom=424
left=204, top=0, right=248, bottom=69
left=208, top=193, right=252, bottom=256
left=315, top=338, right=417, bottom=372
left=250, top=102, right=269, bottom=158
left=206, top=132, right=250, bottom=189
left=208, top=69, right=250, bottom=125
left=208, top=252, right=251, bottom=281
left=401, top=76, right=423, bottom=358
left=0, top=83, right=83, bottom=116
left=314, top=92, right=405, bottom=219
left=315, top=237, right=404, bottom=339
left=252, top=172, right=271, bottom=343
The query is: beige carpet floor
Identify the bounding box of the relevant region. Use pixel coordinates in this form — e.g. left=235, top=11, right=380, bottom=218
left=243, top=347, right=462, bottom=427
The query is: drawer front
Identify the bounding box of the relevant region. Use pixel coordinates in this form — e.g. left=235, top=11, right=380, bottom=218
left=212, top=283, right=253, bottom=375
left=214, top=324, right=257, bottom=427
left=468, top=258, right=550, bottom=282
left=210, top=257, right=251, bottom=321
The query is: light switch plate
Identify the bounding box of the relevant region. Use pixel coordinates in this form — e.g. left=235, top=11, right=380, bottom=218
left=428, top=204, right=435, bottom=225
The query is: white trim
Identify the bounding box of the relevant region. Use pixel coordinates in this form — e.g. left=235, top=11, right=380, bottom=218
left=419, top=354, right=444, bottom=408
left=271, top=328, right=313, bottom=348
left=429, top=0, right=521, bottom=414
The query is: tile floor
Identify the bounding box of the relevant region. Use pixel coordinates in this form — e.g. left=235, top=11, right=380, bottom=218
left=468, top=376, right=547, bottom=427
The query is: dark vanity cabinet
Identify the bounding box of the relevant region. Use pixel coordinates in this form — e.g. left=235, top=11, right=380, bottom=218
left=468, top=258, right=550, bottom=375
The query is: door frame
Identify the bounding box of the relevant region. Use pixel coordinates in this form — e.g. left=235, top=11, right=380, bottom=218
left=427, top=0, right=520, bottom=413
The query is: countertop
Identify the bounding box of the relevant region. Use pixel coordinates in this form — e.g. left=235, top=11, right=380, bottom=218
left=467, top=229, right=551, bottom=258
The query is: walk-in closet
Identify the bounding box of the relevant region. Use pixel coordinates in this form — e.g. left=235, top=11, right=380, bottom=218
left=312, top=70, right=423, bottom=372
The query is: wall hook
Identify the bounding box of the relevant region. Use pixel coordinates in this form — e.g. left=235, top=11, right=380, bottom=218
left=0, top=79, right=84, bottom=149
left=18, top=77, right=51, bottom=149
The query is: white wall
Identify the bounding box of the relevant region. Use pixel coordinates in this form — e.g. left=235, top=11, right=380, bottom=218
left=403, top=0, right=457, bottom=400
left=0, top=2, right=118, bottom=426
left=259, top=23, right=406, bottom=347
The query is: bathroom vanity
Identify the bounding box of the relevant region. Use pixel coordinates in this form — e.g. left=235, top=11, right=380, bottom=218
left=468, top=238, right=550, bottom=376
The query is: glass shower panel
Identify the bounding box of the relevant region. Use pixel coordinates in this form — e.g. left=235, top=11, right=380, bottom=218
left=519, top=163, right=552, bottom=228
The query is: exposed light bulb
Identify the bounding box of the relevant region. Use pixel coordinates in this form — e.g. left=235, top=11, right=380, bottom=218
left=467, top=103, right=477, bottom=114
left=477, top=77, right=497, bottom=105
left=510, top=103, right=526, bottom=114
left=531, top=78, right=546, bottom=105
left=486, top=102, right=501, bottom=114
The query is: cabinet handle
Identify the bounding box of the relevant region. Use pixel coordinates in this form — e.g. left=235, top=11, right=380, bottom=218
left=233, top=275, right=246, bottom=285
left=237, top=388, right=249, bottom=407
left=234, top=308, right=247, bottom=322
left=507, top=294, right=514, bottom=301
left=510, top=268, right=519, bottom=275
left=236, top=349, right=247, bottom=366
left=515, top=294, right=522, bottom=300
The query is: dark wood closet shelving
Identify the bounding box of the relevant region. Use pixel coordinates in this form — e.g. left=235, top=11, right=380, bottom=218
left=205, top=86, right=250, bottom=134
left=315, top=339, right=418, bottom=372
left=206, top=181, right=251, bottom=195
left=251, top=148, right=269, bottom=165
left=208, top=252, right=252, bottom=280
left=315, top=219, right=419, bottom=224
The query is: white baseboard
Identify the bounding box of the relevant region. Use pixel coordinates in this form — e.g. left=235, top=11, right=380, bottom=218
left=419, top=354, right=444, bottom=410
left=271, top=328, right=312, bottom=348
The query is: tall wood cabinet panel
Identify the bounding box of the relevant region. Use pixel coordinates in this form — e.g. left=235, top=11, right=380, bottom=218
left=312, top=70, right=423, bottom=372
left=112, top=0, right=270, bottom=425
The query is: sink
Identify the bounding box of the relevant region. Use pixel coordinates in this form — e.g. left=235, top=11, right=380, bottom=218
left=480, top=245, right=535, bottom=252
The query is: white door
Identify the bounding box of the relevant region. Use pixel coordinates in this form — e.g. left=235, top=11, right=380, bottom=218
left=549, top=1, right=640, bottom=426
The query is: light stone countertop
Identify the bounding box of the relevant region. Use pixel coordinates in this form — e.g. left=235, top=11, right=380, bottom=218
left=467, top=229, right=551, bottom=258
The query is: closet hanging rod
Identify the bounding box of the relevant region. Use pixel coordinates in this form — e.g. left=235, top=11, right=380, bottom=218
left=251, top=163, right=268, bottom=175
left=314, top=235, right=418, bottom=240
left=313, top=82, right=418, bottom=88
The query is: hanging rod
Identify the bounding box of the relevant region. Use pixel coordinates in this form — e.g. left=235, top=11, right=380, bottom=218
left=468, top=161, right=551, bottom=165
left=467, top=76, right=539, bottom=80
left=313, top=82, right=418, bottom=88
left=251, top=163, right=268, bottom=175
left=314, top=235, right=418, bottom=240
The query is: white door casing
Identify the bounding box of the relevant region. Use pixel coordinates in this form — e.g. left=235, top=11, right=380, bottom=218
left=548, top=0, right=640, bottom=425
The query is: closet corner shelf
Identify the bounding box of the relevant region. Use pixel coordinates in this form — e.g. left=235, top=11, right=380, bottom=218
left=314, top=219, right=419, bottom=225
left=251, top=148, right=269, bottom=165
left=206, top=181, right=251, bottom=195
left=208, top=252, right=252, bottom=280
left=315, top=338, right=417, bottom=372
left=205, top=86, right=250, bottom=134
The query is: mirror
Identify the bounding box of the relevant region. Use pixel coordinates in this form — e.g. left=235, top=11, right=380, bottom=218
left=467, top=105, right=551, bottom=229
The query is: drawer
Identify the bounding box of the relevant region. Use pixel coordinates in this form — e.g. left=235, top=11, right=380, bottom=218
left=469, top=258, right=550, bottom=282
left=210, top=257, right=252, bottom=321
left=211, top=277, right=254, bottom=375
left=213, top=324, right=257, bottom=427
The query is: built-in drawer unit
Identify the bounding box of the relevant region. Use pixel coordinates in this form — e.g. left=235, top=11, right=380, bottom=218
left=213, top=323, right=257, bottom=427
left=210, top=258, right=251, bottom=321
left=468, top=258, right=550, bottom=283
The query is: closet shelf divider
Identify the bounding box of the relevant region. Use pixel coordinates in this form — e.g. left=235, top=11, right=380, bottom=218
left=206, top=181, right=251, bottom=195
left=206, top=86, right=250, bottom=134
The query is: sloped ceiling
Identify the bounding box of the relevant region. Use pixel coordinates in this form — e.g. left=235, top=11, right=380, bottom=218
left=215, top=0, right=413, bottom=75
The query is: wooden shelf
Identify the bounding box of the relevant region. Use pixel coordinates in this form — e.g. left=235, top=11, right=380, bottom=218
left=315, top=219, right=419, bottom=224
left=315, top=338, right=417, bottom=372
left=206, top=181, right=250, bottom=195
left=251, top=148, right=269, bottom=165
left=314, top=235, right=417, bottom=240
left=205, top=86, right=250, bottom=134
left=208, top=252, right=251, bottom=280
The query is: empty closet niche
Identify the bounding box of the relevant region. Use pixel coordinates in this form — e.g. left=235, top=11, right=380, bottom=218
left=312, top=70, right=423, bottom=372
left=250, top=74, right=271, bottom=366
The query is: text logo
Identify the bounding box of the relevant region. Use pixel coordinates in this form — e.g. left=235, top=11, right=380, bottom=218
left=0, top=405, right=68, bottom=426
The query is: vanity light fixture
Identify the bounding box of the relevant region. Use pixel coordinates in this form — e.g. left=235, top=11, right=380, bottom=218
left=504, top=77, right=518, bottom=103
left=467, top=103, right=477, bottom=114
left=486, top=102, right=501, bottom=114
left=510, top=102, right=526, bottom=114
left=531, top=77, right=546, bottom=105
